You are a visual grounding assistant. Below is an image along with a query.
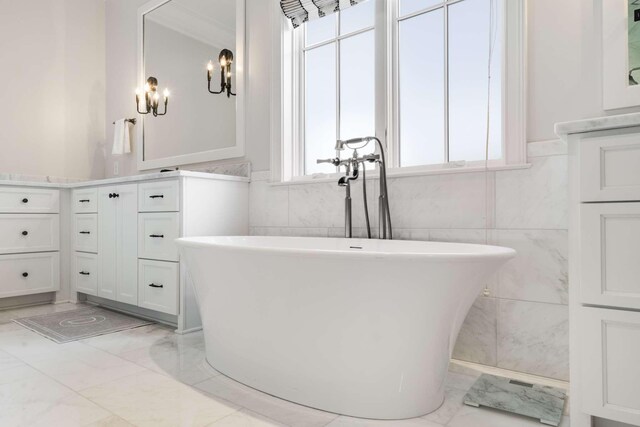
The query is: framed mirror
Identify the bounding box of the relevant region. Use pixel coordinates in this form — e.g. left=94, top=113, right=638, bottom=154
left=137, top=0, right=245, bottom=170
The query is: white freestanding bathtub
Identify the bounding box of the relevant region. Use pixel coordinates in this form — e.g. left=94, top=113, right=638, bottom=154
left=176, top=236, right=515, bottom=419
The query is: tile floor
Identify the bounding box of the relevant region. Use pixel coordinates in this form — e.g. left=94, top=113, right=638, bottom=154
left=0, top=303, right=570, bottom=427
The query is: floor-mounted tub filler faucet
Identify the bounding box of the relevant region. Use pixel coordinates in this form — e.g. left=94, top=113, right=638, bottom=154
left=317, top=136, right=392, bottom=239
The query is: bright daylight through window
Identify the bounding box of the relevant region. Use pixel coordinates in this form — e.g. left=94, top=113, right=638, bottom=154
left=297, top=0, right=504, bottom=176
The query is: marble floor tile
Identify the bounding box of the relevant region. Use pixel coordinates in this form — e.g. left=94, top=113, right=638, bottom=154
left=0, top=364, right=44, bottom=385
left=0, top=303, right=571, bottom=427
left=210, top=409, right=287, bottom=426
left=446, top=405, right=570, bottom=427
left=120, top=343, right=218, bottom=385
left=0, top=348, right=25, bottom=372
left=421, top=387, right=466, bottom=425
left=0, top=302, right=78, bottom=324
left=84, top=414, right=135, bottom=426
left=195, top=375, right=339, bottom=427
left=80, top=370, right=240, bottom=427
left=27, top=347, right=148, bottom=391
left=325, top=415, right=443, bottom=426
left=0, top=327, right=89, bottom=364
left=81, top=324, right=175, bottom=355
left=443, top=371, right=479, bottom=392
left=0, top=373, right=111, bottom=427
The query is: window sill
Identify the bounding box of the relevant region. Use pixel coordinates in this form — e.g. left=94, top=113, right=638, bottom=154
left=266, top=162, right=532, bottom=186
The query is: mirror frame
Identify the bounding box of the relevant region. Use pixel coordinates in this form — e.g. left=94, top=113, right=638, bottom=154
left=136, top=0, right=246, bottom=171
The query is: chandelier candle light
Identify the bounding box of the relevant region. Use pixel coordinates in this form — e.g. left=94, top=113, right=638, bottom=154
left=136, top=76, right=169, bottom=117
left=207, top=49, right=236, bottom=98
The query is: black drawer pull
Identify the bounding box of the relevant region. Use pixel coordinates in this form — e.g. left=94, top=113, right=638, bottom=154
left=79, top=199, right=90, bottom=203
left=21, top=231, right=28, bottom=236
left=79, top=271, right=90, bottom=276
left=149, top=283, right=164, bottom=288
left=108, top=193, right=120, bottom=199
left=149, top=234, right=164, bottom=238
left=21, top=198, right=28, bottom=204
left=149, top=195, right=164, bottom=199
left=79, top=231, right=91, bottom=235
left=22, top=272, right=28, bottom=278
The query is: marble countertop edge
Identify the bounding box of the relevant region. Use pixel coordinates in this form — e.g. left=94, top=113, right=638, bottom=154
left=555, top=112, right=640, bottom=137
left=0, top=170, right=249, bottom=189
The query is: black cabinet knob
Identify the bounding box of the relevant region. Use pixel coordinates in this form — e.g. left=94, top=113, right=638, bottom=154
left=21, top=198, right=28, bottom=204
left=21, top=231, right=28, bottom=236
left=149, top=195, right=164, bottom=199
left=22, top=272, right=28, bottom=278
left=79, top=271, right=90, bottom=276
left=114, top=193, right=119, bottom=198
left=79, top=231, right=90, bottom=235
left=149, top=283, right=164, bottom=288
left=79, top=199, right=90, bottom=203
left=149, top=234, right=164, bottom=238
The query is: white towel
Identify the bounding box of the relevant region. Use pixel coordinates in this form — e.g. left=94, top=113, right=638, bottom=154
left=112, top=119, right=131, bottom=155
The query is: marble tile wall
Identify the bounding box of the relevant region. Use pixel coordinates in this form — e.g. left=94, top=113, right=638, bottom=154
left=248, top=141, right=569, bottom=381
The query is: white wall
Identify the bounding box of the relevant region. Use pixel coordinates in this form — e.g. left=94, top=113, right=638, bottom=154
left=0, top=0, right=105, bottom=180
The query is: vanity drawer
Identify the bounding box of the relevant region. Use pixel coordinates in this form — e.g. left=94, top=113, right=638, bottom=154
left=581, top=130, right=640, bottom=202
left=0, top=252, right=60, bottom=298
left=138, top=259, right=178, bottom=315
left=581, top=202, right=640, bottom=310
left=73, top=188, right=98, bottom=213
left=138, top=181, right=179, bottom=212
left=581, top=306, right=640, bottom=426
left=0, top=214, right=59, bottom=254
left=74, top=214, right=98, bottom=253
left=0, top=187, right=59, bottom=213
left=138, top=213, right=180, bottom=261
left=73, top=252, right=98, bottom=296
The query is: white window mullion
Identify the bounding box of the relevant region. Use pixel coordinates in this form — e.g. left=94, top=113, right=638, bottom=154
left=443, top=2, right=450, bottom=163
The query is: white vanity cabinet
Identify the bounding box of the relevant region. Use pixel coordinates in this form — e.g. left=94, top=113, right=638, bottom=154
left=1, top=172, right=248, bottom=332
left=72, top=172, right=249, bottom=333
left=561, top=117, right=640, bottom=427
left=0, top=186, right=60, bottom=299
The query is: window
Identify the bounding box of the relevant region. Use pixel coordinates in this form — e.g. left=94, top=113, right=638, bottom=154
left=302, top=0, right=377, bottom=175
left=278, top=0, right=525, bottom=180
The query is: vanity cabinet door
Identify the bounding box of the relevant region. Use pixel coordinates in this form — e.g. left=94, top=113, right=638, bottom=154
left=98, top=187, right=117, bottom=300
left=581, top=202, right=640, bottom=310
left=98, top=184, right=138, bottom=304
left=116, top=184, right=138, bottom=305
left=581, top=306, right=640, bottom=426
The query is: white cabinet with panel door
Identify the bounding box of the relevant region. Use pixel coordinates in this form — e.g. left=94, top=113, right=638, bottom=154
left=98, top=184, right=138, bottom=305
left=562, top=116, right=640, bottom=427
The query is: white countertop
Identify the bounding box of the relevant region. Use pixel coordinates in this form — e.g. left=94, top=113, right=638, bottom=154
left=0, top=170, right=249, bottom=189
left=555, top=112, right=640, bottom=137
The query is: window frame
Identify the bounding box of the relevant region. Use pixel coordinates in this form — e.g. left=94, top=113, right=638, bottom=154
left=272, top=0, right=526, bottom=183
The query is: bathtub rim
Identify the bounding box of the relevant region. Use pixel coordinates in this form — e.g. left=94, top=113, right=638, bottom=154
left=176, top=236, right=516, bottom=262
